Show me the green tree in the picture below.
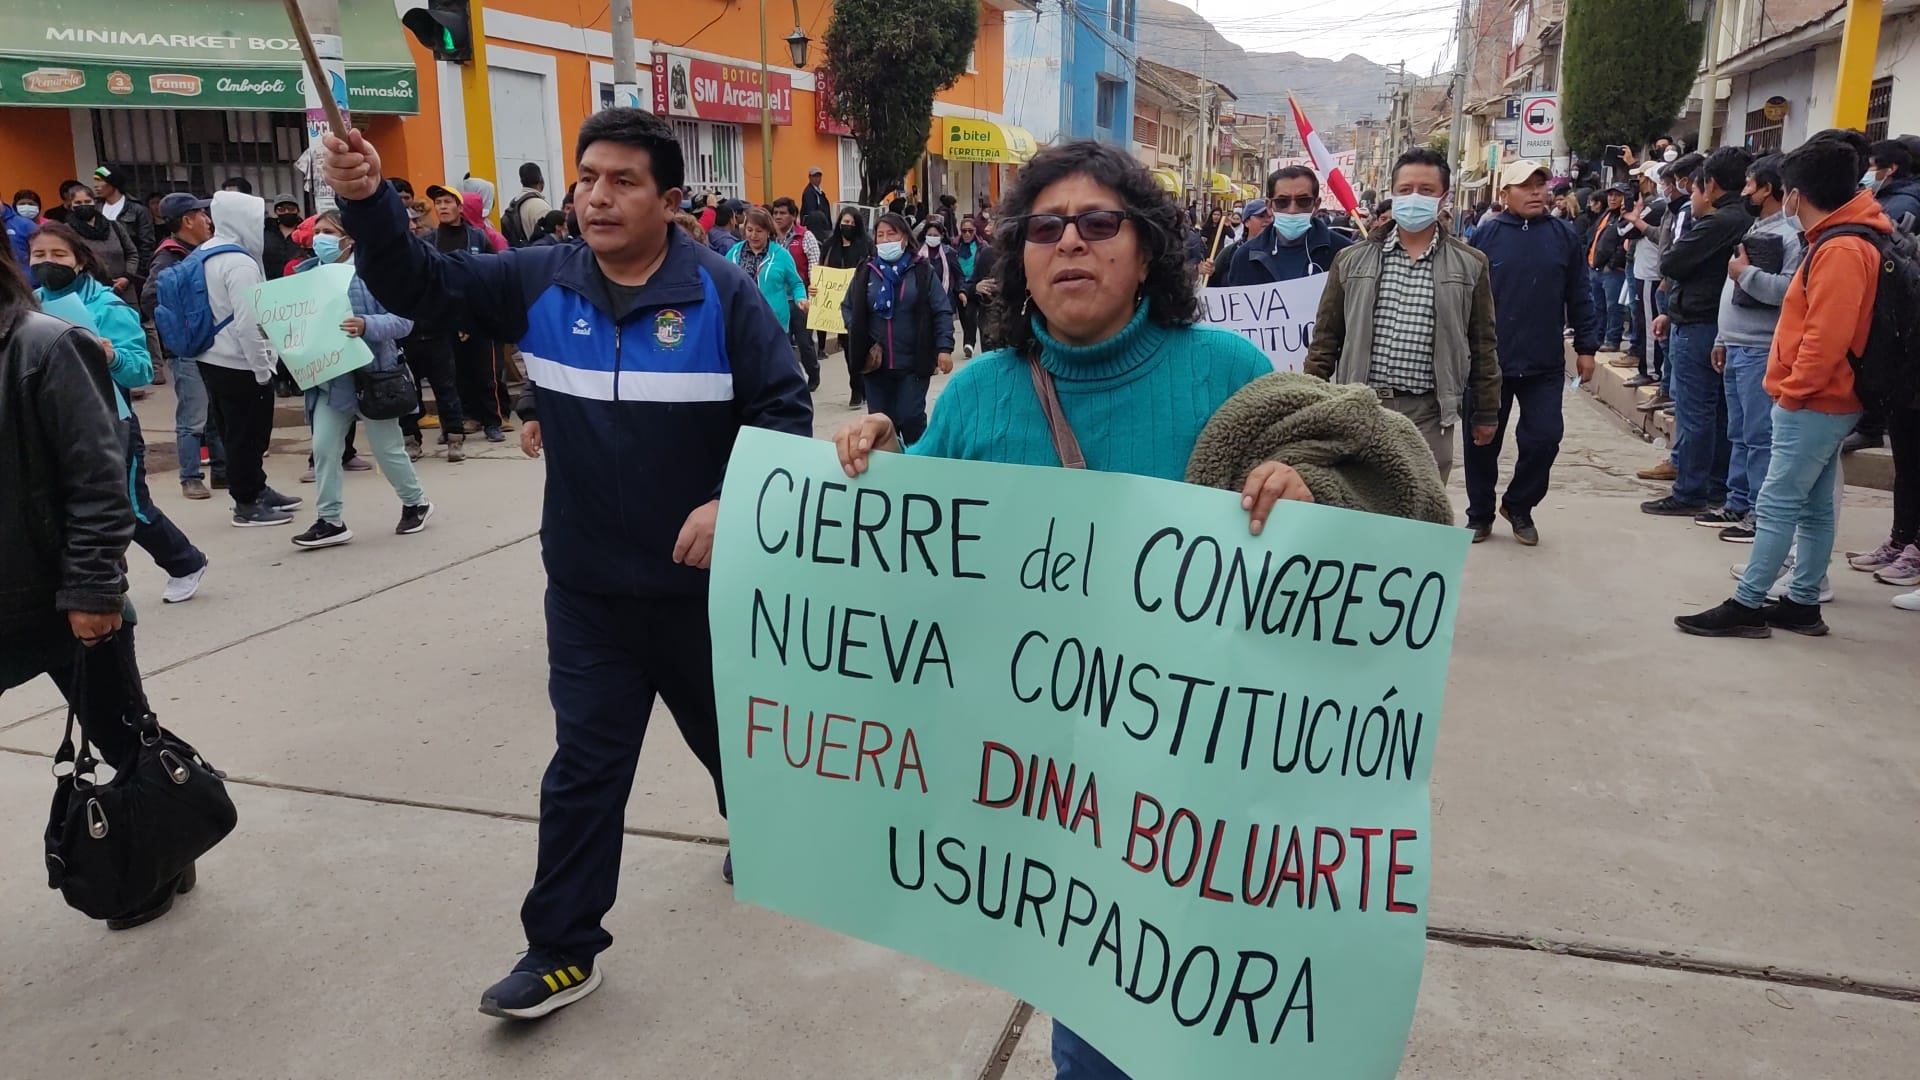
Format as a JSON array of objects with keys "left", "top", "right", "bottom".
[
  {"left": 824, "top": 0, "right": 978, "bottom": 204},
  {"left": 1562, "top": 0, "right": 1704, "bottom": 157}
]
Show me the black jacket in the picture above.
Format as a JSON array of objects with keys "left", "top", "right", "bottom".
[
  {"left": 263, "top": 225, "right": 306, "bottom": 280},
  {"left": 106, "top": 198, "right": 158, "bottom": 275},
  {"left": 0, "top": 309, "right": 134, "bottom": 639},
  {"left": 1589, "top": 208, "right": 1629, "bottom": 271},
  {"left": 802, "top": 184, "right": 832, "bottom": 226},
  {"left": 823, "top": 232, "right": 872, "bottom": 271},
  {"left": 1222, "top": 218, "right": 1355, "bottom": 285},
  {"left": 1876, "top": 175, "right": 1920, "bottom": 231},
  {"left": 140, "top": 236, "right": 192, "bottom": 324},
  {"left": 1660, "top": 192, "right": 1754, "bottom": 324}
]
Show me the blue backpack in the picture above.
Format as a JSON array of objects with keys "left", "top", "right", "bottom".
[{"left": 154, "top": 244, "right": 247, "bottom": 357}]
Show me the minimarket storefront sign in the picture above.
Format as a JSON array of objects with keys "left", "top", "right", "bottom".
[{"left": 0, "top": 2, "right": 418, "bottom": 113}]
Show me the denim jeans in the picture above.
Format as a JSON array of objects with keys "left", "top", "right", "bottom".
[
  {"left": 1655, "top": 287, "right": 1672, "bottom": 396},
  {"left": 1052, "top": 1023, "right": 1132, "bottom": 1079},
  {"left": 170, "top": 353, "right": 226, "bottom": 481},
  {"left": 1736, "top": 406, "right": 1860, "bottom": 607},
  {"left": 1592, "top": 268, "right": 1626, "bottom": 344},
  {"left": 312, "top": 405, "right": 426, "bottom": 525},
  {"left": 1668, "top": 322, "right": 1729, "bottom": 506},
  {"left": 864, "top": 368, "right": 931, "bottom": 445},
  {"left": 1721, "top": 345, "right": 1775, "bottom": 516}
]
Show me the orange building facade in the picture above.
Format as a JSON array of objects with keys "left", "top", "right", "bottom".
[{"left": 0, "top": 2, "right": 1015, "bottom": 217}]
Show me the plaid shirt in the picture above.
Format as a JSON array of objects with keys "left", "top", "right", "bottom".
[{"left": 1367, "top": 231, "right": 1438, "bottom": 394}]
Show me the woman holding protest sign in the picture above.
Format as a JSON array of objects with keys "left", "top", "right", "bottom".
[
  {"left": 830, "top": 139, "right": 1317, "bottom": 1079},
  {"left": 286, "top": 211, "right": 433, "bottom": 549},
  {"left": 30, "top": 222, "right": 209, "bottom": 605},
  {"left": 823, "top": 209, "right": 873, "bottom": 405}
]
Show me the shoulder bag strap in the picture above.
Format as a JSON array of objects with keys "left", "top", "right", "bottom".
[{"left": 1026, "top": 352, "right": 1085, "bottom": 470}]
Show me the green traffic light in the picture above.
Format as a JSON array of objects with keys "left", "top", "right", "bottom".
[{"left": 442, "top": 29, "right": 456, "bottom": 51}]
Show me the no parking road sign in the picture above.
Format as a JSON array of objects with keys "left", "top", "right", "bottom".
[{"left": 1519, "top": 93, "right": 1558, "bottom": 157}]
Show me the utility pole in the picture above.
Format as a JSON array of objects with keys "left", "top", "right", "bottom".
[
  {"left": 1697, "top": 0, "right": 1723, "bottom": 148},
  {"left": 610, "top": 0, "right": 639, "bottom": 108},
  {"left": 1831, "top": 0, "right": 1883, "bottom": 128},
  {"left": 1449, "top": 0, "right": 1472, "bottom": 196},
  {"left": 760, "top": 0, "right": 775, "bottom": 204}
]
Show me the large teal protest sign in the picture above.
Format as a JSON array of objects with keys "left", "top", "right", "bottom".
[
  {"left": 248, "top": 263, "right": 372, "bottom": 390},
  {"left": 710, "top": 428, "right": 1469, "bottom": 1079}
]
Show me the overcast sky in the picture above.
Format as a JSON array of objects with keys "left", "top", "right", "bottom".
[{"left": 1158, "top": 0, "right": 1459, "bottom": 75}]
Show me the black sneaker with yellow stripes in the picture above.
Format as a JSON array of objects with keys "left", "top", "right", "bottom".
[{"left": 479, "top": 952, "right": 602, "bottom": 1020}]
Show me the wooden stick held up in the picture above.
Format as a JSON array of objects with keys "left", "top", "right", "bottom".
[{"left": 281, "top": 0, "right": 348, "bottom": 135}]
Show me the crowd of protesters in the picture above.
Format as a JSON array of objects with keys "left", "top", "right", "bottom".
[{"left": 3, "top": 104, "right": 1914, "bottom": 1080}]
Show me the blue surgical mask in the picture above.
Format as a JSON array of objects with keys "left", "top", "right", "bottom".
[
  {"left": 311, "top": 234, "right": 343, "bottom": 263},
  {"left": 1393, "top": 193, "right": 1442, "bottom": 232},
  {"left": 1272, "top": 213, "right": 1313, "bottom": 242},
  {"left": 1863, "top": 169, "right": 1881, "bottom": 193},
  {"left": 876, "top": 240, "right": 905, "bottom": 261}
]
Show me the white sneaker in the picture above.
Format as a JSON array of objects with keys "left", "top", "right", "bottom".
[
  {"left": 162, "top": 562, "right": 208, "bottom": 604},
  {"left": 1894, "top": 589, "right": 1920, "bottom": 611},
  {"left": 1729, "top": 554, "right": 1797, "bottom": 580},
  {"left": 1768, "top": 573, "right": 1833, "bottom": 604}
]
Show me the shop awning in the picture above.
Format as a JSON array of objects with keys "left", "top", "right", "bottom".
[
  {"left": 0, "top": 0, "right": 418, "bottom": 113},
  {"left": 1233, "top": 182, "right": 1259, "bottom": 201},
  {"left": 1148, "top": 168, "right": 1182, "bottom": 195},
  {"left": 1207, "top": 172, "right": 1233, "bottom": 195},
  {"left": 940, "top": 117, "right": 1037, "bottom": 164}
]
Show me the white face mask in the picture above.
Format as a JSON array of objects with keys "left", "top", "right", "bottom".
[
  {"left": 876, "top": 240, "right": 905, "bottom": 261},
  {"left": 14, "top": 203, "right": 37, "bottom": 219},
  {"left": 925, "top": 235, "right": 942, "bottom": 247}
]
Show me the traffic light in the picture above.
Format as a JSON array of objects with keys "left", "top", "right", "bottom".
[{"left": 403, "top": 0, "right": 473, "bottom": 63}]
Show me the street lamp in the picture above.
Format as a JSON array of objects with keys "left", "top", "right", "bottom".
[{"left": 759, "top": 0, "right": 810, "bottom": 203}]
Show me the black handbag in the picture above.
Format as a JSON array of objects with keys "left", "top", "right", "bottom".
[
  {"left": 44, "top": 644, "right": 237, "bottom": 920},
  {"left": 354, "top": 363, "right": 418, "bottom": 421}
]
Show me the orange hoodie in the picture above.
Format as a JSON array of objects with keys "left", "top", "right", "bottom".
[{"left": 1765, "top": 189, "right": 1891, "bottom": 413}]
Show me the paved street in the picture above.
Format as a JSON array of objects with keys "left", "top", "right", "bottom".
[{"left": 2, "top": 359, "right": 1915, "bottom": 1078}]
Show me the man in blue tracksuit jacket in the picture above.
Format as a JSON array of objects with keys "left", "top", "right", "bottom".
[
  {"left": 1466, "top": 159, "right": 1600, "bottom": 545},
  {"left": 326, "top": 109, "right": 811, "bottom": 1021}
]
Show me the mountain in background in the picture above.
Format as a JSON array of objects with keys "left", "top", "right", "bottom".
[{"left": 1135, "top": 0, "right": 1397, "bottom": 149}]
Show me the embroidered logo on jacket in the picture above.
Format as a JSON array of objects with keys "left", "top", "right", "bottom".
[
  {"left": 570, "top": 318, "right": 592, "bottom": 337},
  {"left": 654, "top": 310, "right": 686, "bottom": 347}
]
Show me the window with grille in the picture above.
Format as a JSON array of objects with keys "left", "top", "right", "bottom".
[
  {"left": 1866, "top": 77, "right": 1893, "bottom": 142},
  {"left": 92, "top": 110, "right": 306, "bottom": 206},
  {"left": 1743, "top": 109, "right": 1782, "bottom": 153},
  {"left": 671, "top": 120, "right": 745, "bottom": 202}
]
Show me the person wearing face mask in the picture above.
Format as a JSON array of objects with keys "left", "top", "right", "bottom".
[
  {"left": 840, "top": 212, "right": 952, "bottom": 444},
  {"left": 262, "top": 194, "right": 308, "bottom": 280},
  {"left": 30, "top": 222, "right": 210, "bottom": 604},
  {"left": 1305, "top": 148, "right": 1503, "bottom": 482},
  {"left": 1644, "top": 146, "right": 1755, "bottom": 519},
  {"left": 4, "top": 188, "right": 41, "bottom": 265},
  {"left": 61, "top": 188, "right": 140, "bottom": 306},
  {"left": 823, "top": 209, "right": 873, "bottom": 404},
  {"left": 723, "top": 207, "right": 810, "bottom": 379},
  {"left": 1866, "top": 139, "right": 1920, "bottom": 227},
  {"left": 285, "top": 212, "right": 432, "bottom": 548},
  {"left": 1677, "top": 130, "right": 1885, "bottom": 638},
  {"left": 143, "top": 193, "right": 228, "bottom": 499},
  {"left": 1463, "top": 159, "right": 1600, "bottom": 546},
  {"left": 954, "top": 215, "right": 998, "bottom": 359},
  {"left": 919, "top": 219, "right": 965, "bottom": 330},
  {"left": 1219, "top": 167, "right": 1355, "bottom": 286}
]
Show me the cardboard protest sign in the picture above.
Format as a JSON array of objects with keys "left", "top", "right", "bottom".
[
  {"left": 1198, "top": 275, "right": 1328, "bottom": 372},
  {"left": 249, "top": 263, "right": 372, "bottom": 390},
  {"left": 807, "top": 265, "right": 854, "bottom": 335},
  {"left": 710, "top": 428, "right": 1468, "bottom": 1080}
]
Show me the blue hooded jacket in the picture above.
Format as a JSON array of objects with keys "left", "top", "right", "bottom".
[
  {"left": 1470, "top": 211, "right": 1600, "bottom": 377},
  {"left": 3, "top": 203, "right": 34, "bottom": 266},
  {"left": 34, "top": 273, "right": 152, "bottom": 420},
  {"left": 340, "top": 183, "right": 812, "bottom": 599}
]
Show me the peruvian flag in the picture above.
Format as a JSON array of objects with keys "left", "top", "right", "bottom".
[{"left": 1289, "top": 95, "right": 1359, "bottom": 216}]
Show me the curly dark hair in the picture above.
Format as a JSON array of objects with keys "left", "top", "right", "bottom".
[{"left": 990, "top": 140, "right": 1198, "bottom": 353}]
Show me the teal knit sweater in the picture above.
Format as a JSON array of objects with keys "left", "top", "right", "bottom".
[{"left": 910, "top": 304, "right": 1273, "bottom": 479}]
